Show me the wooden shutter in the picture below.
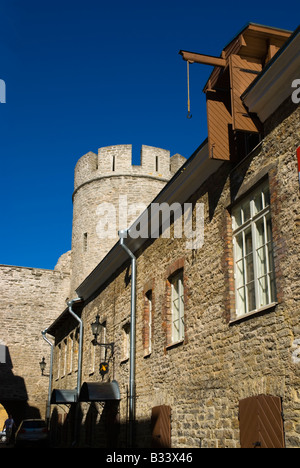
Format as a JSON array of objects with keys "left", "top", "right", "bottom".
[
  {"left": 229, "top": 55, "right": 262, "bottom": 132},
  {"left": 239, "top": 394, "right": 285, "bottom": 448},
  {"left": 206, "top": 89, "right": 232, "bottom": 160},
  {"left": 151, "top": 405, "right": 171, "bottom": 448}
]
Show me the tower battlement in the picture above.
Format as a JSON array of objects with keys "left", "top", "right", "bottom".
[
  {"left": 71, "top": 143, "right": 186, "bottom": 292},
  {"left": 74, "top": 144, "right": 185, "bottom": 191}
]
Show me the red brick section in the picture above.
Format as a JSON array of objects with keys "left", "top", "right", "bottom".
[
  {"left": 222, "top": 210, "right": 236, "bottom": 323},
  {"left": 268, "top": 168, "right": 284, "bottom": 305}
]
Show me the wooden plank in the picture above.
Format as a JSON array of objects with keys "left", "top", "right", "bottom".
[
  {"left": 206, "top": 90, "right": 232, "bottom": 160},
  {"left": 151, "top": 405, "right": 171, "bottom": 448},
  {"left": 257, "top": 395, "right": 285, "bottom": 448},
  {"left": 229, "top": 54, "right": 262, "bottom": 132},
  {"left": 239, "top": 395, "right": 285, "bottom": 448},
  {"left": 179, "top": 50, "right": 226, "bottom": 67}
]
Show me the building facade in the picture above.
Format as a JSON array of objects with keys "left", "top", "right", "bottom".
[
  {"left": 1, "top": 23, "right": 299, "bottom": 448},
  {"left": 45, "top": 24, "right": 300, "bottom": 448},
  {"left": 0, "top": 145, "right": 184, "bottom": 427}
]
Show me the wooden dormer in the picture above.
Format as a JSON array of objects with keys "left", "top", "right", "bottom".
[{"left": 180, "top": 23, "right": 291, "bottom": 161}]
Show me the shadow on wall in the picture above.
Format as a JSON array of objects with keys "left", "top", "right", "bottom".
[
  {"left": 0, "top": 346, "right": 41, "bottom": 427},
  {"left": 49, "top": 402, "right": 157, "bottom": 448}
]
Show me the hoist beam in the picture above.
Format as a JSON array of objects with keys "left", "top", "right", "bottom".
[{"left": 179, "top": 50, "right": 226, "bottom": 67}]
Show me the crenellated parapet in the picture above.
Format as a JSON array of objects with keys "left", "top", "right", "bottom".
[
  {"left": 74, "top": 145, "right": 185, "bottom": 193},
  {"left": 70, "top": 144, "right": 186, "bottom": 293}
]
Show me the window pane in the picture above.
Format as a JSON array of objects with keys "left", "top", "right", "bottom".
[
  {"left": 232, "top": 206, "right": 242, "bottom": 229},
  {"left": 258, "top": 275, "right": 268, "bottom": 307},
  {"left": 263, "top": 186, "right": 270, "bottom": 207},
  {"left": 236, "top": 259, "right": 244, "bottom": 288},
  {"left": 257, "top": 246, "right": 267, "bottom": 277},
  {"left": 247, "top": 281, "right": 256, "bottom": 312},
  {"left": 245, "top": 253, "right": 254, "bottom": 283},
  {"left": 253, "top": 191, "right": 263, "bottom": 214},
  {"left": 236, "top": 287, "right": 246, "bottom": 316},
  {"left": 235, "top": 232, "right": 243, "bottom": 260},
  {"left": 245, "top": 228, "right": 252, "bottom": 256},
  {"left": 255, "top": 218, "right": 265, "bottom": 248},
  {"left": 242, "top": 200, "right": 251, "bottom": 223}
]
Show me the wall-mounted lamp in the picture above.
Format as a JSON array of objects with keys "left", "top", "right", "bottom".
[
  {"left": 91, "top": 314, "right": 114, "bottom": 355},
  {"left": 39, "top": 356, "right": 46, "bottom": 376}
]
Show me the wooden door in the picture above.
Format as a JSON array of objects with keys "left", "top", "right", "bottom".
[
  {"left": 151, "top": 405, "right": 171, "bottom": 448},
  {"left": 239, "top": 394, "right": 285, "bottom": 448}
]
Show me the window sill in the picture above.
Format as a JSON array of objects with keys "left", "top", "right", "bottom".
[
  {"left": 166, "top": 339, "right": 184, "bottom": 351},
  {"left": 229, "top": 302, "right": 278, "bottom": 324}
]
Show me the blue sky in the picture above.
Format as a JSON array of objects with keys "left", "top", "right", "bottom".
[{"left": 0, "top": 0, "right": 298, "bottom": 270}]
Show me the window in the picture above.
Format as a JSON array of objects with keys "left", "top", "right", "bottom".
[
  {"left": 232, "top": 181, "right": 276, "bottom": 317},
  {"left": 83, "top": 232, "right": 88, "bottom": 252},
  {"left": 170, "top": 271, "right": 184, "bottom": 342},
  {"left": 63, "top": 339, "right": 67, "bottom": 376},
  {"left": 155, "top": 155, "right": 159, "bottom": 172},
  {"left": 73, "top": 328, "right": 79, "bottom": 372},
  {"left": 89, "top": 339, "right": 96, "bottom": 374},
  {"left": 99, "top": 320, "right": 107, "bottom": 362},
  {"left": 68, "top": 333, "right": 74, "bottom": 374},
  {"left": 122, "top": 323, "right": 130, "bottom": 361},
  {"left": 144, "top": 290, "right": 153, "bottom": 356}
]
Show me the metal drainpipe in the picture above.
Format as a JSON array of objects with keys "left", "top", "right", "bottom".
[
  {"left": 67, "top": 297, "right": 83, "bottom": 447},
  {"left": 67, "top": 297, "right": 83, "bottom": 398},
  {"left": 119, "top": 229, "right": 136, "bottom": 448},
  {"left": 41, "top": 328, "right": 53, "bottom": 426}
]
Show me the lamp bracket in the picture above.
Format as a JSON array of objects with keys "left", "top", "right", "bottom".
[{"left": 92, "top": 339, "right": 114, "bottom": 355}]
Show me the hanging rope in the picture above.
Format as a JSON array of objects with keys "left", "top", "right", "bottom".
[{"left": 187, "top": 60, "right": 192, "bottom": 119}]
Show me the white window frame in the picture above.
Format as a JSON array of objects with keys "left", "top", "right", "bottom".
[
  {"left": 171, "top": 271, "right": 184, "bottom": 342},
  {"left": 232, "top": 181, "right": 276, "bottom": 317}
]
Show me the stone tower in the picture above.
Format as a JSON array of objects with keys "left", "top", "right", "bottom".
[{"left": 70, "top": 144, "right": 186, "bottom": 292}]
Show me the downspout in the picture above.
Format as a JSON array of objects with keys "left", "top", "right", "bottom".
[
  {"left": 67, "top": 297, "right": 83, "bottom": 398},
  {"left": 41, "top": 328, "right": 53, "bottom": 426},
  {"left": 119, "top": 229, "right": 136, "bottom": 448},
  {"left": 67, "top": 297, "right": 83, "bottom": 447}
]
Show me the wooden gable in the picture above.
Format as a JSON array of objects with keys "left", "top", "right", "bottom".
[{"left": 180, "top": 24, "right": 291, "bottom": 161}]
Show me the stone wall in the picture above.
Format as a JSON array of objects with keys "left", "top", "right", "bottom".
[
  {"left": 0, "top": 263, "right": 70, "bottom": 423},
  {"left": 51, "top": 98, "right": 300, "bottom": 447}
]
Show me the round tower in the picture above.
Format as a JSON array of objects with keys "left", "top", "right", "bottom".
[{"left": 70, "top": 144, "right": 186, "bottom": 293}]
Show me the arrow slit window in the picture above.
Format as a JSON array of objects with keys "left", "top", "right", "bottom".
[{"left": 232, "top": 181, "right": 276, "bottom": 317}]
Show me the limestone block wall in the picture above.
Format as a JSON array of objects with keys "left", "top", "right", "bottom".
[
  {"left": 0, "top": 263, "right": 70, "bottom": 422},
  {"left": 50, "top": 99, "right": 300, "bottom": 448}
]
